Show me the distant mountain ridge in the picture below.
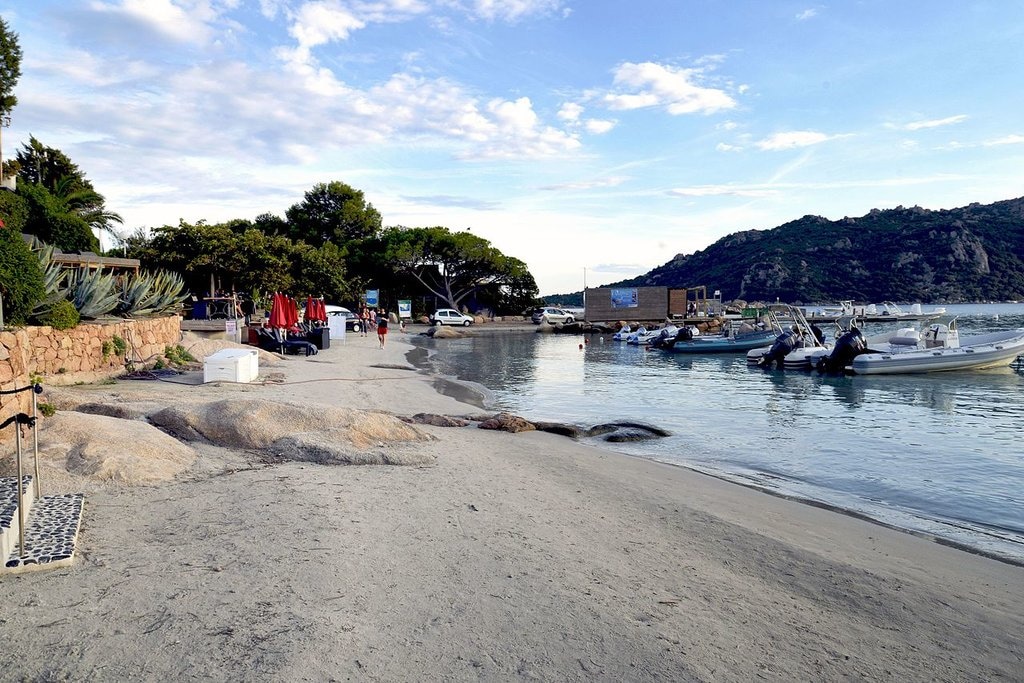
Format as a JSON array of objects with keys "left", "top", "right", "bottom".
[{"left": 593, "top": 197, "right": 1024, "bottom": 304}]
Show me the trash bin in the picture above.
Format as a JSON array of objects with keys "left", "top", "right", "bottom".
[
  {"left": 192, "top": 301, "right": 208, "bottom": 319},
  {"left": 308, "top": 327, "right": 330, "bottom": 350}
]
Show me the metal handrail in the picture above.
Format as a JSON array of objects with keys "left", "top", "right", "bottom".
[{"left": 1, "top": 384, "right": 44, "bottom": 558}]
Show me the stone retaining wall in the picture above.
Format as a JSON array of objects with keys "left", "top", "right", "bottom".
[{"left": 0, "top": 316, "right": 181, "bottom": 442}]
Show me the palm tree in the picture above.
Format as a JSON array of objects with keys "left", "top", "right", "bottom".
[{"left": 52, "top": 175, "right": 124, "bottom": 250}]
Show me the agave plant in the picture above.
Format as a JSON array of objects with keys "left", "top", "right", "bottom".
[
  {"left": 117, "top": 270, "right": 188, "bottom": 317},
  {"left": 29, "top": 242, "right": 71, "bottom": 318},
  {"left": 61, "top": 268, "right": 120, "bottom": 319}
]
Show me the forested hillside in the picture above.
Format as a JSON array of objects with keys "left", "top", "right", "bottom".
[{"left": 610, "top": 197, "right": 1024, "bottom": 303}]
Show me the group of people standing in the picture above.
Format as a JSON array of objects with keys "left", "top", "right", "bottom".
[{"left": 359, "top": 306, "right": 393, "bottom": 348}]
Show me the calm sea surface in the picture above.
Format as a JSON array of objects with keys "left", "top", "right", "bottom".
[{"left": 413, "top": 303, "right": 1024, "bottom": 564}]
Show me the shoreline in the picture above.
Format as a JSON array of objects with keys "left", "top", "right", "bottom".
[
  {"left": 409, "top": 330, "right": 1024, "bottom": 568},
  {"left": 0, "top": 331, "right": 1021, "bottom": 680}
]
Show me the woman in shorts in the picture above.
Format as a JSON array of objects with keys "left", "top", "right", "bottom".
[{"left": 376, "top": 309, "right": 389, "bottom": 348}]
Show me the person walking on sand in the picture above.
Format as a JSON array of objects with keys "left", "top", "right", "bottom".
[
  {"left": 376, "top": 309, "right": 389, "bottom": 348},
  {"left": 359, "top": 305, "right": 371, "bottom": 337}
]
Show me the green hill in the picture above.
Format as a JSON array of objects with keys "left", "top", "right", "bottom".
[{"left": 569, "top": 197, "right": 1024, "bottom": 304}]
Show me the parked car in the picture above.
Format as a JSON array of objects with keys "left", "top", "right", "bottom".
[
  {"left": 324, "top": 305, "right": 362, "bottom": 333},
  {"left": 531, "top": 307, "right": 575, "bottom": 325},
  {"left": 430, "top": 308, "right": 474, "bottom": 326}
]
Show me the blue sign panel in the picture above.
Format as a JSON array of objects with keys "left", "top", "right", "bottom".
[{"left": 610, "top": 288, "right": 638, "bottom": 309}]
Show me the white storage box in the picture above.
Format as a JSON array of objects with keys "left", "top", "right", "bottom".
[{"left": 203, "top": 348, "right": 259, "bottom": 383}]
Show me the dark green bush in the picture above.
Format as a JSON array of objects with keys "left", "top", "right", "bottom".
[
  {"left": 43, "top": 299, "right": 80, "bottom": 330},
  {"left": 0, "top": 190, "right": 28, "bottom": 232},
  {"left": 0, "top": 226, "right": 46, "bottom": 325}
]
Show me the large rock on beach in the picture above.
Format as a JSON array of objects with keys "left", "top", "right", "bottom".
[
  {"left": 533, "top": 421, "right": 585, "bottom": 439},
  {"left": 405, "top": 413, "right": 471, "bottom": 427},
  {"left": 17, "top": 411, "right": 198, "bottom": 488},
  {"left": 73, "top": 401, "right": 168, "bottom": 421},
  {"left": 478, "top": 412, "right": 536, "bottom": 433},
  {"left": 587, "top": 421, "right": 671, "bottom": 442},
  {"left": 269, "top": 433, "right": 435, "bottom": 466},
  {"left": 150, "top": 398, "right": 434, "bottom": 456},
  {"left": 429, "top": 325, "right": 466, "bottom": 339}
]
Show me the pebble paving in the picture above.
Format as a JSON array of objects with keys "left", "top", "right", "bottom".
[{"left": 1, "top": 475, "right": 84, "bottom": 574}]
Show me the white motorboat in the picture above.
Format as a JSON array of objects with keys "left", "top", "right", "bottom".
[
  {"left": 747, "top": 306, "right": 832, "bottom": 369},
  {"left": 611, "top": 325, "right": 639, "bottom": 342},
  {"left": 805, "top": 301, "right": 945, "bottom": 324},
  {"left": 628, "top": 325, "right": 679, "bottom": 346},
  {"left": 848, "top": 322, "right": 1024, "bottom": 374}
]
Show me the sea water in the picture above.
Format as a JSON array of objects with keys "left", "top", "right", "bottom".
[{"left": 414, "top": 304, "right": 1024, "bottom": 564}]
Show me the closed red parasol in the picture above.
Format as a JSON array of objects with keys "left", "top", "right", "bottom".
[
  {"left": 304, "top": 296, "right": 316, "bottom": 324},
  {"left": 268, "top": 292, "right": 288, "bottom": 329}
]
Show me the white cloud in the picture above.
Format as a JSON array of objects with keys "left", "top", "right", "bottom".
[
  {"left": 755, "top": 131, "right": 832, "bottom": 151},
  {"left": 983, "top": 134, "right": 1024, "bottom": 146},
  {"left": 603, "top": 62, "right": 737, "bottom": 115},
  {"left": 668, "top": 175, "right": 972, "bottom": 201},
  {"left": 584, "top": 118, "right": 616, "bottom": 134},
  {"left": 669, "top": 185, "right": 776, "bottom": 198},
  {"left": 716, "top": 142, "right": 743, "bottom": 152},
  {"left": 557, "top": 102, "right": 583, "bottom": 123},
  {"left": 288, "top": 2, "right": 366, "bottom": 55},
  {"left": 461, "top": 0, "right": 568, "bottom": 22},
  {"left": 902, "top": 114, "right": 968, "bottom": 131},
  {"left": 87, "top": 0, "right": 218, "bottom": 44},
  {"left": 796, "top": 8, "right": 818, "bottom": 21},
  {"left": 539, "top": 176, "right": 628, "bottom": 191}
]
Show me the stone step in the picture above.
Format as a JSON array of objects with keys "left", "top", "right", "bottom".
[
  {"left": 0, "top": 476, "right": 35, "bottom": 562},
  {"left": 2, "top": 493, "right": 85, "bottom": 575}
]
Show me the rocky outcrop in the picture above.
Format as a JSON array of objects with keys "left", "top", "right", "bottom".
[
  {"left": 478, "top": 412, "right": 536, "bottom": 433},
  {"left": 406, "top": 413, "right": 470, "bottom": 427}
]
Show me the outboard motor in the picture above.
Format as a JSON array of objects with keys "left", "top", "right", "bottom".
[
  {"left": 674, "top": 326, "right": 695, "bottom": 343},
  {"left": 816, "top": 326, "right": 867, "bottom": 373},
  {"left": 756, "top": 327, "right": 802, "bottom": 369},
  {"left": 650, "top": 327, "right": 675, "bottom": 350}
]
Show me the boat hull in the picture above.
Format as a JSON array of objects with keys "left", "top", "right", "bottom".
[
  {"left": 667, "top": 330, "right": 778, "bottom": 354},
  {"left": 850, "top": 331, "right": 1024, "bottom": 374}
]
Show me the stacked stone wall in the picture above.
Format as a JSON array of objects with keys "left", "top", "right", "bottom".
[{"left": 0, "top": 316, "right": 181, "bottom": 443}]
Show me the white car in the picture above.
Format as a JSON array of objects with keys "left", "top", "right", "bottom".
[
  {"left": 324, "top": 305, "right": 362, "bottom": 333},
  {"left": 532, "top": 307, "right": 575, "bottom": 325},
  {"left": 430, "top": 308, "right": 474, "bottom": 326}
]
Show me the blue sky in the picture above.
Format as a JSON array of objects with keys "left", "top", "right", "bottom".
[{"left": 3, "top": 1, "right": 1023, "bottom": 295}]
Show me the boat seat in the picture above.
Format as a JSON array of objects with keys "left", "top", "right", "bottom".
[{"left": 889, "top": 329, "right": 920, "bottom": 346}]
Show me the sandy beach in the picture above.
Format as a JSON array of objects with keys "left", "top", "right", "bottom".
[{"left": 0, "top": 327, "right": 1021, "bottom": 681}]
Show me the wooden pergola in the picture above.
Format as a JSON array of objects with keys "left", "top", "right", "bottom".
[{"left": 49, "top": 250, "right": 140, "bottom": 274}]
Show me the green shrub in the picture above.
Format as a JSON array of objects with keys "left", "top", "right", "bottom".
[
  {"left": 0, "top": 226, "right": 46, "bottom": 325},
  {"left": 164, "top": 344, "right": 196, "bottom": 366},
  {"left": 0, "top": 190, "right": 29, "bottom": 233},
  {"left": 112, "top": 335, "right": 127, "bottom": 355},
  {"left": 38, "top": 402, "right": 56, "bottom": 417},
  {"left": 101, "top": 340, "right": 113, "bottom": 357},
  {"left": 42, "top": 299, "right": 80, "bottom": 330}
]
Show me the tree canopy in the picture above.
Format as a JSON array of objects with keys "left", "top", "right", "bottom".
[
  {"left": 0, "top": 17, "right": 21, "bottom": 118},
  {"left": 382, "top": 226, "right": 538, "bottom": 310},
  {"left": 126, "top": 219, "right": 351, "bottom": 304},
  {"left": 284, "top": 181, "right": 382, "bottom": 247}
]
